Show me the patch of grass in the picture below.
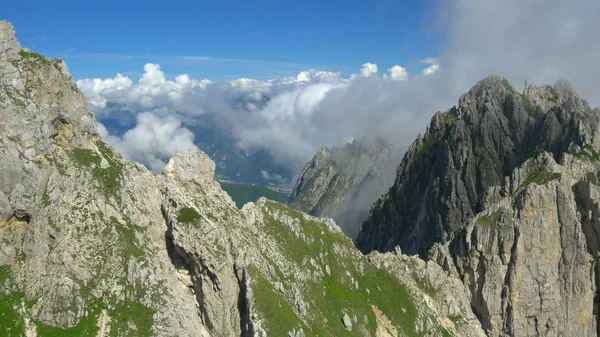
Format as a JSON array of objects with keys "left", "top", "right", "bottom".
[
  {"left": 42, "top": 190, "right": 52, "bottom": 207},
  {"left": 441, "top": 110, "right": 458, "bottom": 125},
  {"left": 52, "top": 59, "right": 63, "bottom": 72},
  {"left": 111, "top": 216, "right": 145, "bottom": 259},
  {"left": 416, "top": 135, "right": 437, "bottom": 159},
  {"left": 569, "top": 144, "right": 600, "bottom": 162},
  {"left": 19, "top": 49, "right": 52, "bottom": 66},
  {"left": 250, "top": 268, "right": 312, "bottom": 336},
  {"left": 476, "top": 210, "right": 507, "bottom": 231},
  {"left": 69, "top": 148, "right": 100, "bottom": 166},
  {"left": 256, "top": 200, "right": 431, "bottom": 336},
  {"left": 261, "top": 200, "right": 342, "bottom": 264},
  {"left": 515, "top": 153, "right": 561, "bottom": 193},
  {"left": 177, "top": 207, "right": 201, "bottom": 224},
  {"left": 68, "top": 140, "right": 125, "bottom": 202},
  {"left": 528, "top": 147, "right": 547, "bottom": 160},
  {"left": 0, "top": 265, "right": 12, "bottom": 282},
  {"left": 17, "top": 50, "right": 63, "bottom": 73},
  {"left": 520, "top": 94, "right": 537, "bottom": 117},
  {"left": 521, "top": 170, "right": 561, "bottom": 189},
  {"left": 0, "top": 292, "right": 26, "bottom": 337},
  {"left": 587, "top": 172, "right": 599, "bottom": 186},
  {"left": 37, "top": 305, "right": 100, "bottom": 337},
  {"left": 220, "top": 182, "right": 289, "bottom": 208},
  {"left": 107, "top": 301, "right": 154, "bottom": 337},
  {"left": 37, "top": 298, "right": 153, "bottom": 337}
]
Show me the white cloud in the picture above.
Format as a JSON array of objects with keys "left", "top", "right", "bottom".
[
  {"left": 260, "top": 170, "right": 287, "bottom": 184},
  {"left": 81, "top": 0, "right": 600, "bottom": 179},
  {"left": 422, "top": 64, "right": 439, "bottom": 75},
  {"left": 418, "top": 57, "right": 438, "bottom": 65},
  {"left": 289, "top": 69, "right": 344, "bottom": 84},
  {"left": 384, "top": 65, "right": 409, "bottom": 81},
  {"left": 359, "top": 62, "right": 378, "bottom": 77},
  {"left": 436, "top": 0, "right": 600, "bottom": 103},
  {"left": 98, "top": 112, "right": 198, "bottom": 173},
  {"left": 76, "top": 74, "right": 133, "bottom": 110},
  {"left": 228, "top": 77, "right": 273, "bottom": 92},
  {"left": 77, "top": 63, "right": 212, "bottom": 117}
]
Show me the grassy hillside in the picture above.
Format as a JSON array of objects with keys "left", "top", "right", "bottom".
[{"left": 220, "top": 182, "right": 289, "bottom": 208}]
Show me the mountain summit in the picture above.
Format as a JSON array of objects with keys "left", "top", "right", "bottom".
[
  {"left": 289, "top": 139, "right": 400, "bottom": 237},
  {"left": 357, "top": 74, "right": 600, "bottom": 335},
  {"left": 357, "top": 74, "right": 599, "bottom": 257}
]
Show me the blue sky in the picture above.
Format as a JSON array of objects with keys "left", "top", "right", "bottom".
[{"left": 3, "top": 0, "right": 441, "bottom": 81}]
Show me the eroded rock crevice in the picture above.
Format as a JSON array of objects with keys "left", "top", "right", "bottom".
[
  {"left": 235, "top": 266, "right": 253, "bottom": 337},
  {"left": 573, "top": 180, "right": 600, "bottom": 333}
]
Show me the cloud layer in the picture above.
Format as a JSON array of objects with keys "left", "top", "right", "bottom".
[
  {"left": 79, "top": 61, "right": 427, "bottom": 173},
  {"left": 79, "top": 0, "right": 600, "bottom": 178},
  {"left": 97, "top": 112, "right": 198, "bottom": 172}
]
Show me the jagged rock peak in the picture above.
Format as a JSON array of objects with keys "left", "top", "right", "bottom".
[
  {"left": 524, "top": 78, "right": 590, "bottom": 113},
  {"left": 0, "top": 20, "right": 20, "bottom": 59},
  {"left": 290, "top": 138, "right": 400, "bottom": 237},
  {"left": 163, "top": 149, "right": 216, "bottom": 187},
  {"left": 0, "top": 21, "right": 96, "bottom": 151},
  {"left": 357, "top": 75, "right": 600, "bottom": 335},
  {"left": 357, "top": 75, "right": 598, "bottom": 257}
]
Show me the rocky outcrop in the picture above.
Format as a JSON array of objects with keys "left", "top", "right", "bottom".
[
  {"left": 0, "top": 20, "right": 208, "bottom": 337},
  {"left": 430, "top": 150, "right": 600, "bottom": 336},
  {"left": 0, "top": 20, "right": 485, "bottom": 336},
  {"left": 358, "top": 75, "right": 600, "bottom": 335},
  {"left": 289, "top": 139, "right": 400, "bottom": 237},
  {"left": 357, "top": 75, "right": 599, "bottom": 257},
  {"left": 159, "top": 149, "right": 485, "bottom": 336}
]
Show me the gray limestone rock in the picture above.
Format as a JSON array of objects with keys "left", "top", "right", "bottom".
[
  {"left": 342, "top": 313, "right": 352, "bottom": 330},
  {"left": 430, "top": 151, "right": 600, "bottom": 336},
  {"left": 358, "top": 75, "right": 597, "bottom": 257},
  {"left": 289, "top": 139, "right": 401, "bottom": 237},
  {"left": 359, "top": 74, "right": 600, "bottom": 336},
  {"left": 0, "top": 20, "right": 20, "bottom": 59}
]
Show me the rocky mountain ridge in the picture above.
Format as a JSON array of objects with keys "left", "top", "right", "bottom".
[
  {"left": 289, "top": 139, "right": 400, "bottom": 237},
  {"left": 356, "top": 74, "right": 600, "bottom": 335},
  {"left": 0, "top": 20, "right": 485, "bottom": 337},
  {"left": 357, "top": 75, "right": 600, "bottom": 257}
]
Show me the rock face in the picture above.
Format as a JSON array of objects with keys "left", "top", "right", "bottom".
[
  {"left": 358, "top": 75, "right": 600, "bottom": 335},
  {"left": 430, "top": 151, "right": 600, "bottom": 336},
  {"left": 0, "top": 20, "right": 207, "bottom": 337},
  {"left": 289, "top": 139, "right": 400, "bottom": 237},
  {"left": 0, "top": 20, "right": 485, "bottom": 336},
  {"left": 357, "top": 75, "right": 599, "bottom": 257}
]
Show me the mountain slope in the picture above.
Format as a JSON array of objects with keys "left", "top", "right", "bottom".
[
  {"left": 430, "top": 150, "right": 600, "bottom": 336},
  {"left": 0, "top": 21, "right": 207, "bottom": 337},
  {"left": 289, "top": 139, "right": 400, "bottom": 237},
  {"left": 0, "top": 20, "right": 485, "bottom": 337},
  {"left": 357, "top": 75, "right": 600, "bottom": 257},
  {"left": 357, "top": 75, "right": 600, "bottom": 335}
]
